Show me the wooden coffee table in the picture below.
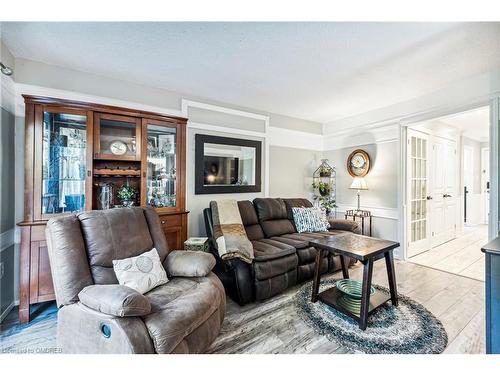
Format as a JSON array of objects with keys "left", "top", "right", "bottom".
[{"left": 309, "top": 233, "right": 400, "bottom": 330}]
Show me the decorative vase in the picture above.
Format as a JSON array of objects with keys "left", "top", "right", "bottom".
[{"left": 121, "top": 199, "right": 135, "bottom": 207}]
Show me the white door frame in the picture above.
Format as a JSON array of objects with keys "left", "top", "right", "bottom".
[
  {"left": 489, "top": 98, "right": 499, "bottom": 240},
  {"left": 399, "top": 98, "right": 498, "bottom": 259},
  {"left": 481, "top": 146, "right": 490, "bottom": 225}
]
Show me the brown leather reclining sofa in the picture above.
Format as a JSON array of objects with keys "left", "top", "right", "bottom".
[{"left": 204, "top": 198, "right": 360, "bottom": 305}]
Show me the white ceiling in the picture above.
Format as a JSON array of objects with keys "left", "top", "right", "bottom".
[
  {"left": 439, "top": 106, "right": 490, "bottom": 142},
  {"left": 2, "top": 22, "right": 500, "bottom": 124}
]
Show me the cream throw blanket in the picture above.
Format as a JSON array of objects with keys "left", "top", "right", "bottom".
[{"left": 210, "top": 200, "right": 254, "bottom": 264}]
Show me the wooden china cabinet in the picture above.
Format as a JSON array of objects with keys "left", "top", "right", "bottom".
[{"left": 18, "top": 95, "right": 188, "bottom": 323}]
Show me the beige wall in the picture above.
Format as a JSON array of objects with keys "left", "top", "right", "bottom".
[
  {"left": 324, "top": 141, "right": 399, "bottom": 210},
  {"left": 186, "top": 127, "right": 266, "bottom": 237},
  {"left": 269, "top": 146, "right": 323, "bottom": 199}
]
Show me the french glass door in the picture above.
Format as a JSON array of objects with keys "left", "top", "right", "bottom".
[{"left": 407, "top": 129, "right": 431, "bottom": 257}]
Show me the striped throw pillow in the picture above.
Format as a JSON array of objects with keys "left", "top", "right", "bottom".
[{"left": 291, "top": 207, "right": 330, "bottom": 233}]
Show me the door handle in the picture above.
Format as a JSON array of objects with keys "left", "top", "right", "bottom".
[
  {"left": 426, "top": 196, "right": 433, "bottom": 200},
  {"left": 443, "top": 194, "right": 452, "bottom": 198}
]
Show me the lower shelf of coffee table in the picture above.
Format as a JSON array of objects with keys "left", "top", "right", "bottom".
[{"left": 317, "top": 286, "right": 391, "bottom": 321}]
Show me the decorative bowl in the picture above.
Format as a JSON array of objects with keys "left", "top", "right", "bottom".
[{"left": 335, "top": 279, "right": 375, "bottom": 299}]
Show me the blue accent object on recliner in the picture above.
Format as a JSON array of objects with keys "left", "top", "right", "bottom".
[{"left": 100, "top": 324, "right": 111, "bottom": 339}]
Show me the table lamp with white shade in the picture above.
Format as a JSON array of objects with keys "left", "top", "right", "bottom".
[{"left": 349, "top": 177, "right": 368, "bottom": 211}]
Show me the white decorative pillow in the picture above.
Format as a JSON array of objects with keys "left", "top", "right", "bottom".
[
  {"left": 292, "top": 207, "right": 330, "bottom": 233},
  {"left": 112, "top": 248, "right": 168, "bottom": 294}
]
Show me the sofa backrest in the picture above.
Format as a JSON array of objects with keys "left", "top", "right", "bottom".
[
  {"left": 237, "top": 200, "right": 265, "bottom": 241},
  {"left": 282, "top": 198, "right": 313, "bottom": 231},
  {"left": 46, "top": 207, "right": 169, "bottom": 307},
  {"left": 253, "top": 198, "right": 296, "bottom": 237}
]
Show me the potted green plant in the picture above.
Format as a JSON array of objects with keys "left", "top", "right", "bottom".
[
  {"left": 117, "top": 183, "right": 137, "bottom": 207},
  {"left": 312, "top": 181, "right": 332, "bottom": 197},
  {"left": 312, "top": 195, "right": 337, "bottom": 217},
  {"left": 318, "top": 164, "right": 331, "bottom": 177}
]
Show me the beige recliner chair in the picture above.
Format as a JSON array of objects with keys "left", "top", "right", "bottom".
[{"left": 45, "top": 207, "right": 225, "bottom": 354}]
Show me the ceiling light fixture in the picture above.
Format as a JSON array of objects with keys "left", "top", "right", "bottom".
[{"left": 0, "top": 62, "right": 13, "bottom": 76}]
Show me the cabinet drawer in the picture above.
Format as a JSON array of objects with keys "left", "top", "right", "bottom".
[{"left": 159, "top": 214, "right": 182, "bottom": 228}]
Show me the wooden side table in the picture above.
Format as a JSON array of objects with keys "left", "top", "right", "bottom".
[
  {"left": 309, "top": 233, "right": 399, "bottom": 330},
  {"left": 345, "top": 209, "right": 372, "bottom": 236}
]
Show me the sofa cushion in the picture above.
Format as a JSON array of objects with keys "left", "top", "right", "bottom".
[
  {"left": 45, "top": 215, "right": 93, "bottom": 307},
  {"left": 78, "top": 284, "right": 151, "bottom": 317},
  {"left": 328, "top": 219, "right": 361, "bottom": 234},
  {"left": 253, "top": 198, "right": 296, "bottom": 237},
  {"left": 270, "top": 235, "right": 309, "bottom": 249},
  {"left": 142, "top": 273, "right": 225, "bottom": 354},
  {"left": 78, "top": 207, "right": 154, "bottom": 284},
  {"left": 237, "top": 200, "right": 265, "bottom": 241},
  {"left": 281, "top": 232, "right": 330, "bottom": 242},
  {"left": 164, "top": 250, "right": 216, "bottom": 277},
  {"left": 296, "top": 246, "right": 319, "bottom": 264},
  {"left": 282, "top": 198, "right": 313, "bottom": 221},
  {"left": 253, "top": 253, "right": 298, "bottom": 280},
  {"left": 255, "top": 268, "right": 297, "bottom": 300},
  {"left": 251, "top": 239, "right": 296, "bottom": 261},
  {"left": 253, "top": 198, "right": 289, "bottom": 221}
]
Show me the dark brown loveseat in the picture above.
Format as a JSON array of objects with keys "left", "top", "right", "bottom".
[{"left": 204, "top": 198, "right": 360, "bottom": 305}]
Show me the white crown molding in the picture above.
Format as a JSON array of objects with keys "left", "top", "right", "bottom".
[
  {"left": 14, "top": 83, "right": 183, "bottom": 118},
  {"left": 268, "top": 126, "right": 324, "bottom": 151},
  {"left": 0, "top": 228, "right": 15, "bottom": 253},
  {"left": 188, "top": 121, "right": 267, "bottom": 139},
  {"left": 323, "top": 123, "right": 400, "bottom": 151},
  {"left": 182, "top": 99, "right": 269, "bottom": 122},
  {"left": 336, "top": 204, "right": 399, "bottom": 220}
]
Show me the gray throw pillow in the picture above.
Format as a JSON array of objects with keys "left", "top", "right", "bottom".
[{"left": 292, "top": 207, "right": 330, "bottom": 233}]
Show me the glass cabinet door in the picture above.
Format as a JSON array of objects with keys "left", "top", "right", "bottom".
[
  {"left": 143, "top": 122, "right": 178, "bottom": 210},
  {"left": 94, "top": 113, "right": 141, "bottom": 160},
  {"left": 40, "top": 109, "right": 90, "bottom": 216}
]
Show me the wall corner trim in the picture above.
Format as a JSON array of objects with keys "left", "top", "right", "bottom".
[{"left": 0, "top": 228, "right": 15, "bottom": 253}]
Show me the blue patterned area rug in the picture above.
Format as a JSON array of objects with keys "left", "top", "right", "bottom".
[
  {"left": 0, "top": 303, "right": 58, "bottom": 353},
  {"left": 294, "top": 279, "right": 448, "bottom": 354}
]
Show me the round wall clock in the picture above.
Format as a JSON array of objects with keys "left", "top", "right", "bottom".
[
  {"left": 347, "top": 149, "right": 370, "bottom": 177},
  {"left": 109, "top": 140, "right": 128, "bottom": 156}
]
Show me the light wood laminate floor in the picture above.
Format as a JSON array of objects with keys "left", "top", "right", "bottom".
[
  {"left": 409, "top": 225, "right": 488, "bottom": 282},
  {"left": 1, "top": 261, "right": 485, "bottom": 354}
]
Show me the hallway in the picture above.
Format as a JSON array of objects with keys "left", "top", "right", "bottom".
[{"left": 409, "top": 225, "right": 488, "bottom": 281}]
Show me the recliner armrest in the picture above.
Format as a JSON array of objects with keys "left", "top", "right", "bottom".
[
  {"left": 328, "top": 219, "right": 361, "bottom": 234},
  {"left": 78, "top": 284, "right": 151, "bottom": 317},
  {"left": 164, "top": 250, "right": 216, "bottom": 277}
]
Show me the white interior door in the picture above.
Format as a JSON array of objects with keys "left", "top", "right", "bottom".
[
  {"left": 407, "top": 129, "right": 431, "bottom": 257},
  {"left": 481, "top": 147, "right": 490, "bottom": 224},
  {"left": 431, "top": 136, "right": 457, "bottom": 247}
]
